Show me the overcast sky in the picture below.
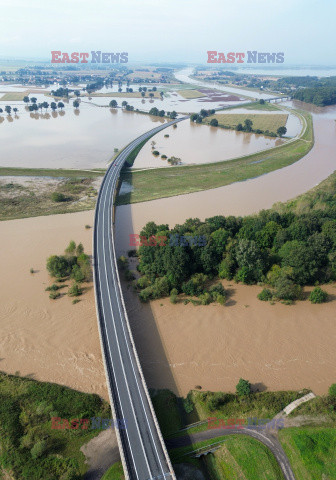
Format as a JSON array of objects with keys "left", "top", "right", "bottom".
[{"left": 0, "top": 0, "right": 335, "bottom": 65}]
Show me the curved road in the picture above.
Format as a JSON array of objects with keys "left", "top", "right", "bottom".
[
  {"left": 167, "top": 426, "right": 296, "bottom": 480},
  {"left": 93, "top": 117, "right": 186, "bottom": 480}
]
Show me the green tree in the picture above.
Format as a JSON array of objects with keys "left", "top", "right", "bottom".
[
  {"left": 210, "top": 118, "right": 218, "bottom": 127},
  {"left": 244, "top": 119, "right": 253, "bottom": 132},
  {"left": 109, "top": 99, "right": 118, "bottom": 108},
  {"left": 46, "top": 255, "right": 72, "bottom": 278},
  {"left": 57, "top": 101, "right": 65, "bottom": 110},
  {"left": 277, "top": 126, "right": 287, "bottom": 137},
  {"left": 279, "top": 240, "right": 319, "bottom": 284},
  {"left": 23, "top": 96, "right": 30, "bottom": 103},
  {"left": 73, "top": 100, "right": 80, "bottom": 109},
  {"left": 309, "top": 287, "right": 328, "bottom": 304},
  {"left": 236, "top": 378, "right": 251, "bottom": 397},
  {"left": 5, "top": 105, "right": 11, "bottom": 115},
  {"left": 50, "top": 102, "right": 57, "bottom": 111}
]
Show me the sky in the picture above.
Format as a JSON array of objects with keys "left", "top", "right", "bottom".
[{"left": 0, "top": 0, "right": 335, "bottom": 65}]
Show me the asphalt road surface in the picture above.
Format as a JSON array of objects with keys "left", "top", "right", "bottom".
[
  {"left": 93, "top": 117, "right": 186, "bottom": 480},
  {"left": 167, "top": 425, "right": 296, "bottom": 480}
]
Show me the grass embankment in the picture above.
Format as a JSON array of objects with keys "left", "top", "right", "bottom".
[
  {"left": 273, "top": 168, "right": 336, "bottom": 214},
  {"left": 204, "top": 113, "right": 288, "bottom": 135},
  {"left": 116, "top": 110, "right": 313, "bottom": 205},
  {"left": 204, "top": 435, "right": 285, "bottom": 480},
  {"left": 279, "top": 427, "right": 336, "bottom": 480},
  {"left": 0, "top": 167, "right": 105, "bottom": 178},
  {"left": 102, "top": 462, "right": 125, "bottom": 480},
  {"left": 169, "top": 436, "right": 284, "bottom": 480},
  {"left": 171, "top": 389, "right": 308, "bottom": 438},
  {"left": 178, "top": 89, "right": 206, "bottom": 99},
  {"left": 0, "top": 176, "right": 102, "bottom": 221},
  {"left": 0, "top": 372, "right": 110, "bottom": 479}
]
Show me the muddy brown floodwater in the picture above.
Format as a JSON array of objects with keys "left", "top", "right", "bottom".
[{"left": 115, "top": 104, "right": 336, "bottom": 251}]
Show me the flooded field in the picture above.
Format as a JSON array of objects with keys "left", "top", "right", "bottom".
[
  {"left": 133, "top": 118, "right": 285, "bottom": 168},
  {"left": 115, "top": 103, "right": 336, "bottom": 253},
  {"left": 0, "top": 103, "right": 167, "bottom": 169}
]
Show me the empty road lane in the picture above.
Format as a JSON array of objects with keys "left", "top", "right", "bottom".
[{"left": 93, "top": 117, "right": 186, "bottom": 480}]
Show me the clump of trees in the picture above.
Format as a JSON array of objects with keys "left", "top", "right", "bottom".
[
  {"left": 46, "top": 241, "right": 91, "bottom": 300},
  {"left": 134, "top": 208, "right": 336, "bottom": 304}
]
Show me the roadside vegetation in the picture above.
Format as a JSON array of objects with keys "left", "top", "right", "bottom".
[
  {"left": 0, "top": 175, "right": 101, "bottom": 221},
  {"left": 117, "top": 110, "right": 313, "bottom": 205},
  {"left": 279, "top": 427, "right": 336, "bottom": 480},
  {"left": 101, "top": 462, "right": 125, "bottom": 479},
  {"left": 0, "top": 372, "right": 110, "bottom": 480},
  {"left": 203, "top": 435, "right": 285, "bottom": 480}
]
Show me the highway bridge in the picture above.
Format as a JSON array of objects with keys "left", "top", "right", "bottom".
[{"left": 93, "top": 117, "right": 187, "bottom": 480}]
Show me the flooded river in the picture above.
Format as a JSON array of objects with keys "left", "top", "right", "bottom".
[{"left": 115, "top": 101, "right": 336, "bottom": 254}]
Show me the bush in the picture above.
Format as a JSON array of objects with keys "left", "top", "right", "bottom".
[
  {"left": 329, "top": 384, "right": 336, "bottom": 397},
  {"left": 31, "top": 440, "right": 47, "bottom": 459},
  {"left": 68, "top": 283, "right": 82, "bottom": 297},
  {"left": 170, "top": 294, "right": 177, "bottom": 304},
  {"left": 152, "top": 150, "right": 160, "bottom": 156},
  {"left": 71, "top": 264, "right": 85, "bottom": 283},
  {"left": 199, "top": 292, "right": 212, "bottom": 305},
  {"left": 51, "top": 192, "right": 67, "bottom": 202},
  {"left": 124, "top": 269, "right": 135, "bottom": 281},
  {"left": 236, "top": 378, "right": 251, "bottom": 397},
  {"left": 136, "top": 276, "right": 151, "bottom": 290},
  {"left": 257, "top": 288, "right": 273, "bottom": 301},
  {"left": 183, "top": 393, "right": 194, "bottom": 414},
  {"left": 207, "top": 392, "right": 229, "bottom": 412},
  {"left": 209, "top": 283, "right": 226, "bottom": 304},
  {"left": 210, "top": 118, "right": 218, "bottom": 127},
  {"left": 182, "top": 273, "right": 208, "bottom": 296},
  {"left": 139, "top": 287, "right": 154, "bottom": 302},
  {"left": 309, "top": 286, "right": 328, "bottom": 304},
  {"left": 30, "top": 268, "right": 34, "bottom": 274},
  {"left": 49, "top": 291, "right": 60, "bottom": 300},
  {"left": 118, "top": 256, "right": 128, "bottom": 270},
  {"left": 45, "top": 283, "right": 60, "bottom": 292}
]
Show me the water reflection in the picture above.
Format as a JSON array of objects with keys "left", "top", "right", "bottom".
[
  {"left": 0, "top": 103, "right": 171, "bottom": 169},
  {"left": 134, "top": 119, "right": 285, "bottom": 168}
]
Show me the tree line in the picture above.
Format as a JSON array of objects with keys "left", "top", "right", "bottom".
[{"left": 131, "top": 207, "right": 336, "bottom": 304}]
